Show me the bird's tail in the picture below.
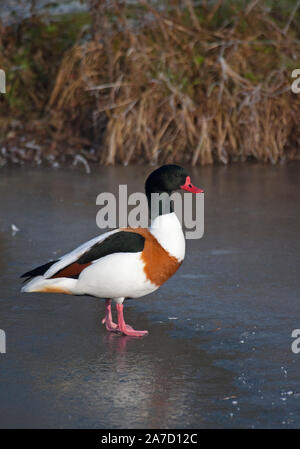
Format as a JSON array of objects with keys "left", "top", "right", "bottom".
[{"left": 21, "top": 276, "right": 77, "bottom": 295}]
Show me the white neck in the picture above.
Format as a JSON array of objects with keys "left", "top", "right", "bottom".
[{"left": 150, "top": 212, "right": 185, "bottom": 262}]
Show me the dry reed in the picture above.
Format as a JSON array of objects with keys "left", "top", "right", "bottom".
[{"left": 1, "top": 0, "right": 300, "bottom": 166}]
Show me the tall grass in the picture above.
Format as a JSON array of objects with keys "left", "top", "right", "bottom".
[{"left": 0, "top": 0, "right": 300, "bottom": 166}]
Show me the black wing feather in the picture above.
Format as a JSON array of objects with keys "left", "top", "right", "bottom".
[
  {"left": 20, "top": 260, "right": 59, "bottom": 280},
  {"left": 77, "top": 231, "right": 145, "bottom": 264}
]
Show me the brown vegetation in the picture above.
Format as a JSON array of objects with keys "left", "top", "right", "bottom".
[{"left": 0, "top": 1, "right": 300, "bottom": 167}]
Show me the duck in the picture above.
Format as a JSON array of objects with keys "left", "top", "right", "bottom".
[{"left": 21, "top": 165, "right": 203, "bottom": 337}]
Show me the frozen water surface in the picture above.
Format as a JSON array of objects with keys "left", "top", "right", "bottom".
[{"left": 0, "top": 163, "right": 299, "bottom": 428}]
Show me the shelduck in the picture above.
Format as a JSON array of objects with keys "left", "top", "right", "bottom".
[{"left": 21, "top": 165, "right": 203, "bottom": 337}]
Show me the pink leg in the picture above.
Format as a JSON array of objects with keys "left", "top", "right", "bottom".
[
  {"left": 102, "top": 299, "right": 118, "bottom": 332},
  {"left": 116, "top": 303, "right": 148, "bottom": 337}
]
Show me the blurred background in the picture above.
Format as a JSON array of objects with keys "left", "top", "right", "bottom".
[{"left": 0, "top": 0, "right": 299, "bottom": 168}]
